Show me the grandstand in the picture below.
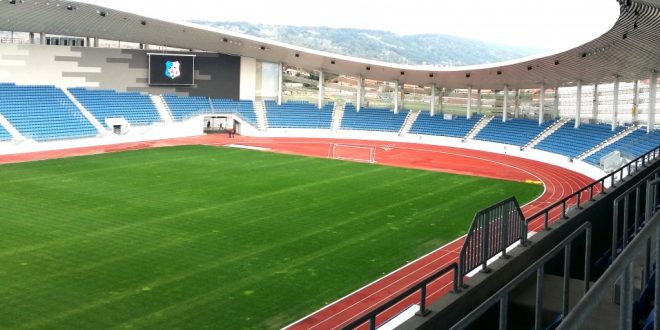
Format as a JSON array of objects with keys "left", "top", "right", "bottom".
[
  {"left": 410, "top": 113, "right": 482, "bottom": 138},
  {"left": 475, "top": 117, "right": 557, "bottom": 146},
  {"left": 0, "top": 84, "right": 97, "bottom": 141},
  {"left": 535, "top": 121, "right": 626, "bottom": 158},
  {"left": 265, "top": 100, "right": 333, "bottom": 129},
  {"left": 0, "top": 0, "right": 658, "bottom": 329},
  {"left": 162, "top": 94, "right": 212, "bottom": 121},
  {"left": 69, "top": 88, "right": 161, "bottom": 126},
  {"left": 341, "top": 105, "right": 409, "bottom": 132}
]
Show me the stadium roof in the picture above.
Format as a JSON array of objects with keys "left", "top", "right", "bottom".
[{"left": 0, "top": 0, "right": 658, "bottom": 89}]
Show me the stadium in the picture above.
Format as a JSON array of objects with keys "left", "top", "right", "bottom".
[{"left": 0, "top": 0, "right": 658, "bottom": 329}]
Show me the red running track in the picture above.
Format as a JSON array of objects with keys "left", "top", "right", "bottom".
[{"left": 0, "top": 135, "right": 596, "bottom": 329}]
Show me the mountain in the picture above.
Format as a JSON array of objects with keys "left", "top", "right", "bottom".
[{"left": 191, "top": 21, "right": 547, "bottom": 67}]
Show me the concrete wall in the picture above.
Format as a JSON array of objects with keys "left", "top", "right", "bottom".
[{"left": 0, "top": 44, "right": 241, "bottom": 99}]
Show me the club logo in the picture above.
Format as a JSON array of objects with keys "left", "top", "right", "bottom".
[{"left": 165, "top": 61, "right": 181, "bottom": 80}]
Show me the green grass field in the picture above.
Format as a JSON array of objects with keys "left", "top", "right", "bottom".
[{"left": 0, "top": 146, "right": 543, "bottom": 329}]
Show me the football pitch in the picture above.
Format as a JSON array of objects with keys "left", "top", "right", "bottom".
[{"left": 0, "top": 145, "right": 543, "bottom": 329}]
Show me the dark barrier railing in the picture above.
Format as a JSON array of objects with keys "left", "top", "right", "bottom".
[
  {"left": 526, "top": 146, "right": 660, "bottom": 231},
  {"left": 341, "top": 146, "right": 660, "bottom": 329},
  {"left": 341, "top": 262, "right": 460, "bottom": 330},
  {"left": 458, "top": 197, "right": 526, "bottom": 287}
]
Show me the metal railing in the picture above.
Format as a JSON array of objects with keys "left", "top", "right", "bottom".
[
  {"left": 526, "top": 146, "right": 660, "bottom": 231},
  {"left": 458, "top": 197, "right": 526, "bottom": 286},
  {"left": 611, "top": 167, "right": 660, "bottom": 263},
  {"left": 559, "top": 177, "right": 660, "bottom": 329},
  {"left": 340, "top": 262, "right": 460, "bottom": 330},
  {"left": 341, "top": 146, "right": 659, "bottom": 329},
  {"left": 451, "top": 222, "right": 592, "bottom": 330}
]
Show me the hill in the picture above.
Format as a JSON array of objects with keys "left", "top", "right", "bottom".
[{"left": 192, "top": 21, "right": 546, "bottom": 66}]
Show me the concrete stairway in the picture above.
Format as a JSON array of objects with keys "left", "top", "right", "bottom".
[
  {"left": 463, "top": 115, "right": 494, "bottom": 141},
  {"left": 150, "top": 95, "right": 174, "bottom": 123},
  {"left": 60, "top": 87, "right": 107, "bottom": 136},
  {"left": 331, "top": 102, "right": 345, "bottom": 132},
  {"left": 577, "top": 125, "right": 639, "bottom": 160},
  {"left": 399, "top": 110, "right": 420, "bottom": 136},
  {"left": 253, "top": 100, "right": 268, "bottom": 131},
  {"left": 0, "top": 113, "right": 24, "bottom": 141},
  {"left": 524, "top": 117, "right": 570, "bottom": 150}
]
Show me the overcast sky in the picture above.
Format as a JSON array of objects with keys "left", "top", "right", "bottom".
[{"left": 78, "top": 0, "right": 620, "bottom": 50}]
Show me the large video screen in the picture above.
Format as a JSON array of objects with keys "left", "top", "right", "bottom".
[{"left": 148, "top": 54, "right": 195, "bottom": 86}]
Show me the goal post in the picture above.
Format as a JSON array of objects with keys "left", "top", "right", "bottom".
[{"left": 329, "top": 143, "right": 376, "bottom": 164}]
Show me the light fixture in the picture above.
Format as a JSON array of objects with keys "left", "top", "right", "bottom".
[
  {"left": 527, "top": 66, "right": 533, "bottom": 71},
  {"left": 554, "top": 60, "right": 559, "bottom": 65},
  {"left": 330, "top": 60, "right": 336, "bottom": 64},
  {"left": 497, "top": 70, "right": 502, "bottom": 75},
  {"left": 141, "top": 20, "right": 147, "bottom": 26},
  {"left": 429, "top": 73, "right": 434, "bottom": 78},
  {"left": 400, "top": 71, "right": 405, "bottom": 75},
  {"left": 366, "top": 66, "right": 371, "bottom": 71},
  {"left": 295, "top": 53, "right": 300, "bottom": 58},
  {"left": 98, "top": 11, "right": 107, "bottom": 17},
  {"left": 466, "top": 73, "right": 471, "bottom": 78}
]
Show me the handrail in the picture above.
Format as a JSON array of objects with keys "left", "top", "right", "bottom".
[
  {"left": 341, "top": 262, "right": 460, "bottom": 330},
  {"left": 451, "top": 222, "right": 592, "bottom": 330},
  {"left": 340, "top": 146, "right": 659, "bottom": 329},
  {"left": 558, "top": 178, "right": 660, "bottom": 329}
]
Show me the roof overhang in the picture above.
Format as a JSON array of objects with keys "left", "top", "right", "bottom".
[{"left": 0, "top": 0, "right": 658, "bottom": 89}]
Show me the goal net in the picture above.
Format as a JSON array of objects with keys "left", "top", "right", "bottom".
[{"left": 329, "top": 143, "right": 376, "bottom": 164}]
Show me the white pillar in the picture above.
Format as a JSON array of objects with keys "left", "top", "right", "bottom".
[
  {"left": 514, "top": 90, "right": 520, "bottom": 118},
  {"left": 439, "top": 88, "right": 445, "bottom": 114},
  {"left": 40, "top": 32, "right": 46, "bottom": 45},
  {"left": 575, "top": 81, "right": 582, "bottom": 128},
  {"left": 554, "top": 87, "right": 560, "bottom": 118},
  {"left": 593, "top": 84, "right": 599, "bottom": 122},
  {"left": 393, "top": 82, "right": 399, "bottom": 114},
  {"left": 29, "top": 32, "right": 35, "bottom": 44},
  {"left": 539, "top": 84, "right": 545, "bottom": 125},
  {"left": 477, "top": 89, "right": 483, "bottom": 114},
  {"left": 93, "top": 37, "right": 99, "bottom": 48},
  {"left": 502, "top": 85, "right": 509, "bottom": 122},
  {"left": 633, "top": 80, "right": 640, "bottom": 123},
  {"left": 356, "top": 75, "right": 364, "bottom": 111},
  {"left": 86, "top": 37, "right": 91, "bottom": 47},
  {"left": 467, "top": 87, "right": 473, "bottom": 119},
  {"left": 648, "top": 71, "right": 657, "bottom": 133},
  {"left": 277, "top": 62, "right": 283, "bottom": 106},
  {"left": 430, "top": 84, "right": 436, "bottom": 117},
  {"left": 612, "top": 76, "right": 619, "bottom": 131},
  {"left": 317, "top": 70, "right": 324, "bottom": 109}
]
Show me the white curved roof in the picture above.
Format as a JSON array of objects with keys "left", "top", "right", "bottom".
[{"left": 0, "top": 0, "right": 658, "bottom": 89}]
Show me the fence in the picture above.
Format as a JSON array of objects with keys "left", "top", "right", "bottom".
[
  {"left": 458, "top": 197, "right": 526, "bottom": 287},
  {"left": 451, "top": 222, "right": 592, "bottom": 330}
]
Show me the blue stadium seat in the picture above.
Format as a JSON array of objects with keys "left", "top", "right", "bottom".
[
  {"left": 0, "top": 123, "right": 11, "bottom": 141},
  {"left": 535, "top": 121, "right": 625, "bottom": 158},
  {"left": 409, "top": 112, "right": 482, "bottom": 138},
  {"left": 210, "top": 99, "right": 258, "bottom": 127},
  {"left": 341, "top": 104, "right": 408, "bottom": 132},
  {"left": 585, "top": 129, "right": 660, "bottom": 165},
  {"left": 475, "top": 117, "right": 557, "bottom": 146},
  {"left": 265, "top": 100, "right": 333, "bottom": 129},
  {"left": 69, "top": 88, "right": 161, "bottom": 126},
  {"left": 0, "top": 84, "right": 97, "bottom": 142},
  {"left": 162, "top": 94, "right": 213, "bottom": 121}
]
